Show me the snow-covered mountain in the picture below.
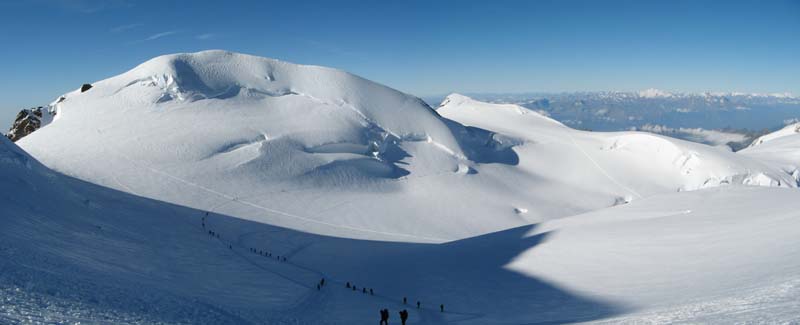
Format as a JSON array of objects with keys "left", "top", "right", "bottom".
[
  {"left": 439, "top": 93, "right": 795, "bottom": 190},
  {"left": 17, "top": 51, "right": 795, "bottom": 243},
  {"left": 19, "top": 50, "right": 477, "bottom": 241},
  {"left": 6, "top": 50, "right": 800, "bottom": 323}
]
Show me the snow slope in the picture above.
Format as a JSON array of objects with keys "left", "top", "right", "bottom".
[
  {"left": 740, "top": 123, "right": 800, "bottom": 185},
  {"left": 6, "top": 135, "right": 607, "bottom": 324},
  {"left": 17, "top": 51, "right": 795, "bottom": 244},
  {"left": 747, "top": 122, "right": 800, "bottom": 148},
  {"left": 4, "top": 135, "right": 800, "bottom": 323},
  {"left": 0, "top": 135, "right": 328, "bottom": 323},
  {"left": 516, "top": 186, "right": 800, "bottom": 323}
]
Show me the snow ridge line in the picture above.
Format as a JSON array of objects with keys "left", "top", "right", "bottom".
[
  {"left": 106, "top": 144, "right": 447, "bottom": 243},
  {"left": 567, "top": 131, "right": 644, "bottom": 199}
]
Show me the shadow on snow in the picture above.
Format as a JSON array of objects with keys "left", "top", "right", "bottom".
[{"left": 2, "top": 170, "right": 627, "bottom": 324}]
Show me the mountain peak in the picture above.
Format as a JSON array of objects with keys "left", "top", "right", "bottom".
[{"left": 637, "top": 88, "right": 673, "bottom": 98}]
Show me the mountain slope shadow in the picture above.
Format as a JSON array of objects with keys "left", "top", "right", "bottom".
[{"left": 276, "top": 224, "right": 628, "bottom": 324}]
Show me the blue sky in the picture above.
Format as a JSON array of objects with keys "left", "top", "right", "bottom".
[{"left": 1, "top": 0, "right": 798, "bottom": 123}]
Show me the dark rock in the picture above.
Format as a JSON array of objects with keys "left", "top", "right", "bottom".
[
  {"left": 81, "top": 84, "right": 93, "bottom": 92},
  {"left": 6, "top": 106, "right": 55, "bottom": 142}
]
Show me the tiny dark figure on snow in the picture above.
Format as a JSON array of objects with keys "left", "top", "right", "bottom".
[
  {"left": 353, "top": 285, "right": 357, "bottom": 291},
  {"left": 416, "top": 301, "right": 420, "bottom": 309},
  {"left": 379, "top": 309, "right": 389, "bottom": 325},
  {"left": 440, "top": 304, "right": 444, "bottom": 312},
  {"left": 399, "top": 309, "right": 409, "bottom": 325},
  {"left": 346, "top": 282, "right": 351, "bottom": 288},
  {"left": 403, "top": 297, "right": 407, "bottom": 304},
  {"left": 316, "top": 284, "right": 320, "bottom": 290},
  {"left": 370, "top": 288, "right": 374, "bottom": 295},
  {"left": 320, "top": 278, "right": 325, "bottom": 287},
  {"left": 362, "top": 288, "right": 366, "bottom": 294}
]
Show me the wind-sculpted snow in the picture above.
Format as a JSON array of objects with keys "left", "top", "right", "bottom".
[{"left": 108, "top": 50, "right": 460, "bottom": 150}]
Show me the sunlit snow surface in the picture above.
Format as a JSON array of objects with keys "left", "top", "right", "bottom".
[{"left": 4, "top": 51, "right": 800, "bottom": 324}]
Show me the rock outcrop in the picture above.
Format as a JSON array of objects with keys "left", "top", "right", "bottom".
[{"left": 6, "top": 106, "right": 55, "bottom": 142}]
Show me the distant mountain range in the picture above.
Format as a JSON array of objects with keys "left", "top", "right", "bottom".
[{"left": 424, "top": 90, "right": 800, "bottom": 149}]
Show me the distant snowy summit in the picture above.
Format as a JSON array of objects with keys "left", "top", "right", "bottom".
[{"left": 637, "top": 88, "right": 674, "bottom": 98}]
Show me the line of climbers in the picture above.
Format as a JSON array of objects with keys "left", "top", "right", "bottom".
[
  {"left": 203, "top": 211, "right": 447, "bottom": 322},
  {"left": 248, "top": 247, "right": 287, "bottom": 262},
  {"left": 345, "top": 281, "right": 374, "bottom": 295}
]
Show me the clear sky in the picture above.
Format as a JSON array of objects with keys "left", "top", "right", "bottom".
[{"left": 1, "top": 0, "right": 798, "bottom": 124}]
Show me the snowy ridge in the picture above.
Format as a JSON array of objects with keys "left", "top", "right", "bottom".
[
  {"left": 747, "top": 122, "right": 800, "bottom": 148},
  {"left": 106, "top": 50, "right": 459, "bottom": 150},
  {"left": 438, "top": 94, "right": 795, "bottom": 193},
  {"left": 740, "top": 123, "right": 800, "bottom": 185}
]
